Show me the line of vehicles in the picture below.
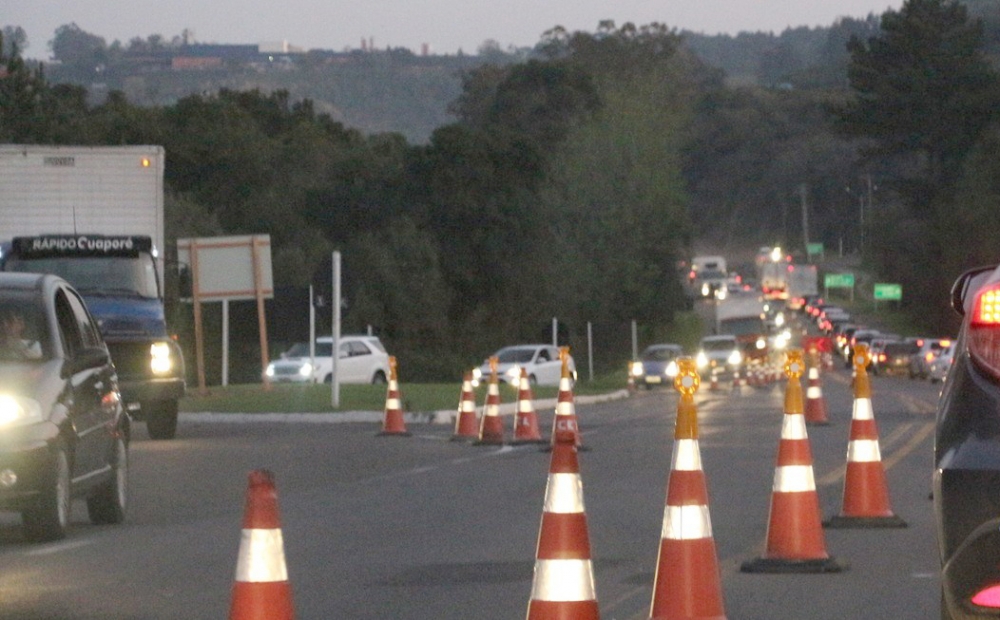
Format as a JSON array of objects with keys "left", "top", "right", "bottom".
[{"left": 804, "top": 297, "right": 954, "bottom": 383}]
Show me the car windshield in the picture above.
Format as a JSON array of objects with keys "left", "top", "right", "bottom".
[
  {"left": 719, "top": 318, "right": 765, "bottom": 337},
  {"left": 284, "top": 342, "right": 333, "bottom": 357},
  {"left": 0, "top": 298, "right": 48, "bottom": 362},
  {"left": 496, "top": 348, "right": 537, "bottom": 363},
  {"left": 702, "top": 339, "right": 737, "bottom": 352},
  {"left": 643, "top": 347, "right": 680, "bottom": 361}
]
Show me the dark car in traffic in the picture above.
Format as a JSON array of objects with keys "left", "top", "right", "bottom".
[
  {"left": 631, "top": 344, "right": 683, "bottom": 389},
  {"left": 0, "top": 273, "right": 129, "bottom": 541},
  {"left": 934, "top": 264, "right": 1000, "bottom": 618}
]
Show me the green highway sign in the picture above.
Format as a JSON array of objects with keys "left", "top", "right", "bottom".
[
  {"left": 824, "top": 273, "right": 855, "bottom": 288},
  {"left": 807, "top": 242, "right": 824, "bottom": 256},
  {"left": 874, "top": 283, "right": 902, "bottom": 301}
]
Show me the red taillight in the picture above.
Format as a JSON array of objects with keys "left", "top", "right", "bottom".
[
  {"left": 973, "top": 584, "right": 1000, "bottom": 608},
  {"left": 973, "top": 286, "right": 1000, "bottom": 325},
  {"left": 969, "top": 283, "right": 1000, "bottom": 379}
]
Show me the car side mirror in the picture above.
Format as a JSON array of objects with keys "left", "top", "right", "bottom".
[
  {"left": 951, "top": 265, "right": 997, "bottom": 316},
  {"left": 63, "top": 346, "right": 110, "bottom": 377}
]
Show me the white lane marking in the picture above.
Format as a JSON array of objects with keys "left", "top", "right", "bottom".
[{"left": 25, "top": 539, "right": 93, "bottom": 556}]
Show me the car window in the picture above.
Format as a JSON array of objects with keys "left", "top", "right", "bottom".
[
  {"left": 0, "top": 298, "right": 47, "bottom": 361},
  {"left": 497, "top": 348, "right": 535, "bottom": 363},
  {"left": 54, "top": 290, "right": 84, "bottom": 359},
  {"left": 349, "top": 342, "right": 372, "bottom": 356},
  {"left": 64, "top": 288, "right": 102, "bottom": 348}
]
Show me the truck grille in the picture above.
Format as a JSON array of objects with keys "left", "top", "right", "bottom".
[{"left": 107, "top": 341, "right": 151, "bottom": 380}]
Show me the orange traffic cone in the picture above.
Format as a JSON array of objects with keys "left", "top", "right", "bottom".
[
  {"left": 826, "top": 343, "right": 906, "bottom": 528},
  {"left": 474, "top": 357, "right": 505, "bottom": 446},
  {"left": 650, "top": 358, "right": 726, "bottom": 620},
  {"left": 526, "top": 417, "right": 599, "bottom": 620},
  {"left": 804, "top": 352, "right": 830, "bottom": 425},
  {"left": 513, "top": 368, "right": 546, "bottom": 445},
  {"left": 741, "top": 349, "right": 843, "bottom": 573},
  {"left": 378, "top": 356, "right": 410, "bottom": 437},
  {"left": 548, "top": 347, "right": 584, "bottom": 451},
  {"left": 451, "top": 371, "right": 479, "bottom": 441},
  {"left": 229, "top": 470, "right": 294, "bottom": 620}
]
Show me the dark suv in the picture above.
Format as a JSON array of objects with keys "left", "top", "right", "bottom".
[{"left": 934, "top": 264, "right": 1000, "bottom": 618}]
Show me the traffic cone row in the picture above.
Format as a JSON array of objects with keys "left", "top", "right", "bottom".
[
  {"left": 526, "top": 417, "right": 599, "bottom": 619},
  {"left": 229, "top": 470, "right": 294, "bottom": 620},
  {"left": 825, "top": 344, "right": 906, "bottom": 528},
  {"left": 378, "top": 356, "right": 411, "bottom": 437},
  {"left": 475, "top": 356, "right": 506, "bottom": 446},
  {"left": 451, "top": 371, "right": 479, "bottom": 441},
  {"left": 742, "top": 349, "right": 843, "bottom": 573},
  {"left": 650, "top": 359, "right": 727, "bottom": 620}
]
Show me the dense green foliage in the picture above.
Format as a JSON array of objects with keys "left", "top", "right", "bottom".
[{"left": 3, "top": 0, "right": 1000, "bottom": 378}]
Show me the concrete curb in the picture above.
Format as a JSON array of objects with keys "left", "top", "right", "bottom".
[{"left": 180, "top": 389, "right": 631, "bottom": 425}]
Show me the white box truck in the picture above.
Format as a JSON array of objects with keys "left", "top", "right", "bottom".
[{"left": 0, "top": 145, "right": 186, "bottom": 439}]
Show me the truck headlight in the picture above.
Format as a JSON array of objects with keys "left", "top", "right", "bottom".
[
  {"left": 756, "top": 337, "right": 767, "bottom": 350},
  {"left": 150, "top": 342, "right": 174, "bottom": 375},
  {"left": 0, "top": 395, "right": 42, "bottom": 428},
  {"left": 696, "top": 352, "right": 708, "bottom": 369},
  {"left": 701, "top": 283, "right": 710, "bottom": 297},
  {"left": 728, "top": 350, "right": 743, "bottom": 366}
]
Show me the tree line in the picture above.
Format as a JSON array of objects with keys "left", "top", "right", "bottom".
[{"left": 2, "top": 0, "right": 999, "bottom": 380}]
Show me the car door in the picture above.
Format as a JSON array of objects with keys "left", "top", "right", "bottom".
[
  {"left": 54, "top": 288, "right": 113, "bottom": 477},
  {"left": 534, "top": 346, "right": 561, "bottom": 385}
]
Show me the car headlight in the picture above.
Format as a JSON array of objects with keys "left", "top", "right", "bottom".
[
  {"left": 505, "top": 365, "right": 522, "bottom": 383},
  {"left": 756, "top": 337, "right": 766, "bottom": 350},
  {"left": 150, "top": 342, "right": 174, "bottom": 375},
  {"left": 0, "top": 395, "right": 43, "bottom": 428},
  {"left": 665, "top": 360, "right": 679, "bottom": 377},
  {"left": 265, "top": 364, "right": 276, "bottom": 378},
  {"left": 728, "top": 350, "right": 743, "bottom": 366},
  {"left": 696, "top": 351, "right": 708, "bottom": 369},
  {"left": 630, "top": 361, "right": 644, "bottom": 377},
  {"left": 775, "top": 313, "right": 785, "bottom": 327},
  {"left": 472, "top": 367, "right": 482, "bottom": 382},
  {"left": 298, "top": 363, "right": 313, "bottom": 378},
  {"left": 701, "top": 283, "right": 710, "bottom": 296}
]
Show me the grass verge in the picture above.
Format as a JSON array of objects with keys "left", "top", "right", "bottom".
[{"left": 180, "top": 373, "right": 628, "bottom": 413}]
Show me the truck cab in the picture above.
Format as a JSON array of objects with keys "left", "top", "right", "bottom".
[{"left": 1, "top": 234, "right": 185, "bottom": 439}]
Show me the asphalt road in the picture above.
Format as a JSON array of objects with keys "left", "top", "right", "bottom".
[{"left": 0, "top": 354, "right": 943, "bottom": 619}]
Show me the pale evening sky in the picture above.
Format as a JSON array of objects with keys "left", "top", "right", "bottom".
[{"left": 4, "top": 0, "right": 904, "bottom": 59}]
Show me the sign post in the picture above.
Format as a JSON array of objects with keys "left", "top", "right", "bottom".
[{"left": 177, "top": 235, "right": 274, "bottom": 392}]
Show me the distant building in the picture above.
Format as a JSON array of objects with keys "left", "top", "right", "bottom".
[{"left": 172, "top": 56, "right": 224, "bottom": 70}]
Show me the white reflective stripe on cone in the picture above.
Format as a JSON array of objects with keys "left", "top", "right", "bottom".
[
  {"left": 543, "top": 473, "right": 585, "bottom": 513},
  {"left": 671, "top": 439, "right": 703, "bottom": 471},
  {"left": 386, "top": 398, "right": 401, "bottom": 409},
  {"left": 662, "top": 504, "right": 712, "bottom": 540},
  {"left": 780, "top": 414, "right": 809, "bottom": 440},
  {"left": 235, "top": 529, "right": 288, "bottom": 582},
  {"left": 531, "top": 559, "right": 596, "bottom": 601},
  {"left": 807, "top": 386, "right": 822, "bottom": 398},
  {"left": 772, "top": 465, "right": 817, "bottom": 493},
  {"left": 852, "top": 398, "right": 874, "bottom": 420},
  {"left": 847, "top": 439, "right": 882, "bottom": 462}
]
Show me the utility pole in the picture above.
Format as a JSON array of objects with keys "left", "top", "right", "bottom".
[{"left": 800, "top": 183, "right": 810, "bottom": 257}]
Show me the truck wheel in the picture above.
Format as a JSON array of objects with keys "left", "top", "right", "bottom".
[
  {"left": 23, "top": 444, "right": 70, "bottom": 542},
  {"left": 145, "top": 400, "right": 178, "bottom": 440},
  {"left": 87, "top": 434, "right": 128, "bottom": 525}
]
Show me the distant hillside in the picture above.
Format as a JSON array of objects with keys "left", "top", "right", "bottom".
[{"left": 38, "top": 0, "right": 1000, "bottom": 142}]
